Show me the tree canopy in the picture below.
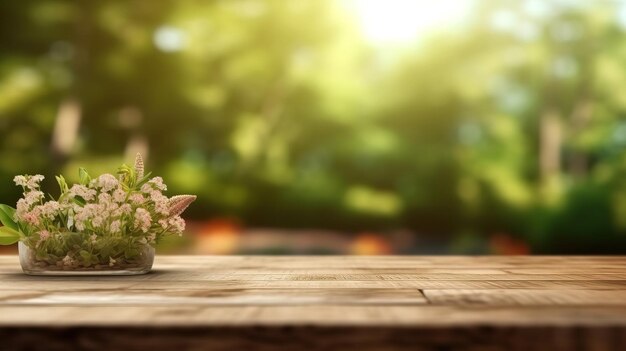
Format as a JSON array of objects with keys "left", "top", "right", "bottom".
[{"left": 1, "top": 0, "right": 626, "bottom": 253}]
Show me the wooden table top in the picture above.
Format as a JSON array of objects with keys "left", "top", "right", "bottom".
[{"left": 1, "top": 255, "right": 625, "bottom": 350}]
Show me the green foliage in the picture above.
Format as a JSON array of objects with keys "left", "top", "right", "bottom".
[
  {"left": 0, "top": 226, "right": 20, "bottom": 245},
  {"left": 55, "top": 175, "right": 69, "bottom": 194},
  {"left": 0, "top": 0, "right": 626, "bottom": 253},
  {"left": 0, "top": 204, "right": 18, "bottom": 231},
  {"left": 78, "top": 168, "right": 91, "bottom": 186},
  {"left": 4, "top": 157, "right": 194, "bottom": 270}
]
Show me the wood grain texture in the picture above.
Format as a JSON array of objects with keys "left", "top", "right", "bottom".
[{"left": 0, "top": 255, "right": 625, "bottom": 350}]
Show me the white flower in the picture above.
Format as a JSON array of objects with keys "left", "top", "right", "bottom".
[
  {"left": 157, "top": 216, "right": 186, "bottom": 235},
  {"left": 14, "top": 175, "right": 44, "bottom": 190},
  {"left": 20, "top": 211, "right": 41, "bottom": 226},
  {"left": 69, "top": 184, "right": 96, "bottom": 201},
  {"left": 129, "top": 193, "right": 145, "bottom": 205},
  {"left": 110, "top": 220, "right": 121, "bottom": 233},
  {"left": 140, "top": 183, "right": 152, "bottom": 194},
  {"left": 92, "top": 214, "right": 104, "bottom": 228},
  {"left": 36, "top": 230, "right": 51, "bottom": 248},
  {"left": 24, "top": 191, "right": 44, "bottom": 206},
  {"left": 158, "top": 219, "right": 168, "bottom": 229},
  {"left": 90, "top": 234, "right": 97, "bottom": 244},
  {"left": 109, "top": 257, "right": 116, "bottom": 267},
  {"left": 98, "top": 192, "right": 112, "bottom": 204},
  {"left": 38, "top": 230, "right": 51, "bottom": 241},
  {"left": 133, "top": 208, "right": 152, "bottom": 233},
  {"left": 14, "top": 187, "right": 63, "bottom": 227},
  {"left": 113, "top": 204, "right": 132, "bottom": 217},
  {"left": 62, "top": 255, "right": 74, "bottom": 266},
  {"left": 75, "top": 218, "right": 85, "bottom": 231},
  {"left": 148, "top": 177, "right": 167, "bottom": 191},
  {"left": 37, "top": 201, "right": 60, "bottom": 220},
  {"left": 73, "top": 203, "right": 103, "bottom": 231},
  {"left": 13, "top": 175, "right": 27, "bottom": 187},
  {"left": 112, "top": 187, "right": 126, "bottom": 203},
  {"left": 96, "top": 174, "right": 119, "bottom": 192},
  {"left": 169, "top": 216, "right": 186, "bottom": 235},
  {"left": 28, "top": 175, "right": 45, "bottom": 189},
  {"left": 152, "top": 192, "right": 169, "bottom": 216}
]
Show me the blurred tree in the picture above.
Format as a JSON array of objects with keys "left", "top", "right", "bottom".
[{"left": 1, "top": 0, "right": 626, "bottom": 253}]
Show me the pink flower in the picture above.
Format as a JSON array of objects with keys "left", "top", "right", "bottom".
[
  {"left": 112, "top": 204, "right": 131, "bottom": 217},
  {"left": 62, "top": 255, "right": 74, "bottom": 266},
  {"left": 110, "top": 220, "right": 121, "bottom": 233},
  {"left": 112, "top": 188, "right": 126, "bottom": 203},
  {"left": 14, "top": 175, "right": 44, "bottom": 190},
  {"left": 92, "top": 214, "right": 104, "bottom": 228},
  {"left": 148, "top": 177, "right": 167, "bottom": 191},
  {"left": 21, "top": 212, "right": 40, "bottom": 226},
  {"left": 75, "top": 219, "right": 85, "bottom": 231},
  {"left": 13, "top": 176, "right": 28, "bottom": 187},
  {"left": 69, "top": 184, "right": 96, "bottom": 201},
  {"left": 168, "top": 195, "right": 196, "bottom": 217},
  {"left": 168, "top": 216, "right": 186, "bottom": 235},
  {"left": 96, "top": 174, "right": 119, "bottom": 192},
  {"left": 24, "top": 191, "right": 44, "bottom": 206},
  {"left": 38, "top": 230, "right": 51, "bottom": 241},
  {"left": 157, "top": 216, "right": 186, "bottom": 235},
  {"left": 133, "top": 208, "right": 152, "bottom": 233},
  {"left": 155, "top": 203, "right": 169, "bottom": 216},
  {"left": 140, "top": 183, "right": 152, "bottom": 194},
  {"left": 15, "top": 199, "right": 30, "bottom": 221},
  {"left": 129, "top": 193, "right": 145, "bottom": 205},
  {"left": 38, "top": 201, "right": 60, "bottom": 220},
  {"left": 98, "top": 193, "right": 112, "bottom": 204}
]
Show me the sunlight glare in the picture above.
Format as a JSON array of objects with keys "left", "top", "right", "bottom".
[{"left": 346, "top": 0, "right": 472, "bottom": 45}]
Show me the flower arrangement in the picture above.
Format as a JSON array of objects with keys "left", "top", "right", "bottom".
[{"left": 0, "top": 154, "right": 196, "bottom": 274}]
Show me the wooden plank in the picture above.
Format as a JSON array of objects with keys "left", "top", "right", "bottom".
[
  {"left": 0, "top": 255, "right": 625, "bottom": 350},
  {"left": 3, "top": 272, "right": 626, "bottom": 281},
  {"left": 423, "top": 289, "right": 626, "bottom": 306},
  {"left": 3, "top": 255, "right": 626, "bottom": 267},
  {"left": 0, "top": 274, "right": 622, "bottom": 285},
  {"left": 0, "top": 288, "right": 427, "bottom": 306},
  {"left": 2, "top": 257, "right": 625, "bottom": 279},
  {"left": 1, "top": 305, "right": 626, "bottom": 326},
  {"left": 0, "top": 326, "right": 624, "bottom": 351},
  {"left": 1, "top": 279, "right": 625, "bottom": 291},
  {"left": 504, "top": 268, "right": 626, "bottom": 274}
]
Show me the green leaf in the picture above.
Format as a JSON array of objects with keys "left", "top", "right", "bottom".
[
  {"left": 79, "top": 167, "right": 91, "bottom": 186},
  {"left": 79, "top": 250, "right": 91, "bottom": 260},
  {"left": 135, "top": 171, "right": 153, "bottom": 188},
  {"left": 117, "top": 164, "right": 136, "bottom": 188},
  {"left": 0, "top": 204, "right": 18, "bottom": 231},
  {"left": 0, "top": 226, "right": 20, "bottom": 245},
  {"left": 65, "top": 232, "right": 82, "bottom": 247},
  {"left": 72, "top": 197, "right": 86, "bottom": 206},
  {"left": 56, "top": 175, "right": 69, "bottom": 194}
]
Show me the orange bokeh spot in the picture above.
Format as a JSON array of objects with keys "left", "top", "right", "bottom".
[
  {"left": 194, "top": 218, "right": 241, "bottom": 254},
  {"left": 489, "top": 233, "right": 530, "bottom": 255},
  {"left": 350, "top": 233, "right": 392, "bottom": 255}
]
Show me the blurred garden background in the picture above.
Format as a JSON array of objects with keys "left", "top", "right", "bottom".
[{"left": 1, "top": 0, "right": 626, "bottom": 255}]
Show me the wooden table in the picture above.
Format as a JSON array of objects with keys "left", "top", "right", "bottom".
[{"left": 1, "top": 256, "right": 625, "bottom": 350}]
